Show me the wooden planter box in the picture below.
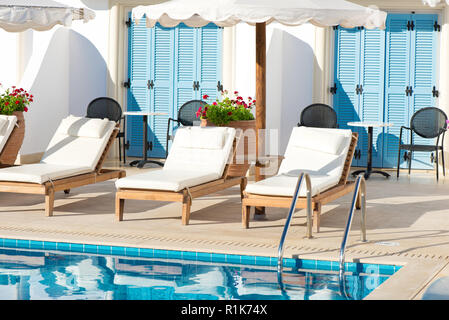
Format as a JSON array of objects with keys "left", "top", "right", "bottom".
[
  {"left": 201, "top": 118, "right": 256, "bottom": 177},
  {"left": 0, "top": 111, "right": 25, "bottom": 165}
]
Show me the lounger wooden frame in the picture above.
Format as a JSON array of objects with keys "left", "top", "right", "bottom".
[
  {"left": 242, "top": 132, "right": 358, "bottom": 233},
  {"left": 115, "top": 139, "right": 247, "bottom": 225},
  {"left": 0, "top": 125, "right": 126, "bottom": 216}
]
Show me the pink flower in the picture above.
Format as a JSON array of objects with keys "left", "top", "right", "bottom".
[{"left": 212, "top": 101, "right": 217, "bottom": 106}]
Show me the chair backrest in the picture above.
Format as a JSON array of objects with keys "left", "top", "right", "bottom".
[
  {"left": 163, "top": 126, "right": 236, "bottom": 179},
  {"left": 299, "top": 103, "right": 338, "bottom": 128},
  {"left": 411, "top": 107, "right": 447, "bottom": 139},
  {"left": 178, "top": 100, "right": 207, "bottom": 126},
  {"left": 0, "top": 115, "right": 18, "bottom": 154},
  {"left": 41, "top": 115, "right": 117, "bottom": 171},
  {"left": 86, "top": 97, "right": 122, "bottom": 123},
  {"left": 279, "top": 127, "right": 353, "bottom": 185}
]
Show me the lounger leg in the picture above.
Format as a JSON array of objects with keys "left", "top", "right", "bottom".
[
  {"left": 313, "top": 203, "right": 321, "bottom": 233},
  {"left": 182, "top": 192, "right": 192, "bottom": 226},
  {"left": 115, "top": 194, "right": 125, "bottom": 221},
  {"left": 242, "top": 205, "right": 251, "bottom": 229},
  {"left": 240, "top": 177, "right": 247, "bottom": 201},
  {"left": 45, "top": 189, "right": 55, "bottom": 217}
]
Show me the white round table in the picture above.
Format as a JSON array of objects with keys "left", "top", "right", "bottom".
[
  {"left": 123, "top": 111, "right": 168, "bottom": 168},
  {"left": 347, "top": 121, "right": 393, "bottom": 179}
]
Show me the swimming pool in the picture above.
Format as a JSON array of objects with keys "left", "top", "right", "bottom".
[{"left": 0, "top": 238, "right": 399, "bottom": 300}]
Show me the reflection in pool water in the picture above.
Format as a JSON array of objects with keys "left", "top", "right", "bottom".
[{"left": 0, "top": 248, "right": 391, "bottom": 300}]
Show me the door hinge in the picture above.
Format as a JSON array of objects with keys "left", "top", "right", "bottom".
[
  {"left": 407, "top": 20, "right": 415, "bottom": 31},
  {"left": 125, "top": 17, "right": 132, "bottom": 28},
  {"left": 406, "top": 86, "right": 413, "bottom": 96},
  {"left": 433, "top": 86, "right": 439, "bottom": 98},
  {"left": 434, "top": 21, "right": 441, "bottom": 32},
  {"left": 330, "top": 83, "right": 337, "bottom": 95},
  {"left": 147, "top": 79, "right": 154, "bottom": 89},
  {"left": 333, "top": 26, "right": 339, "bottom": 30},
  {"left": 123, "top": 78, "right": 130, "bottom": 88},
  {"left": 217, "top": 81, "right": 224, "bottom": 92},
  {"left": 356, "top": 84, "right": 363, "bottom": 95}
]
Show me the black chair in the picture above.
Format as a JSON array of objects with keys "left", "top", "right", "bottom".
[
  {"left": 397, "top": 107, "right": 447, "bottom": 181},
  {"left": 165, "top": 100, "right": 207, "bottom": 158},
  {"left": 86, "top": 97, "right": 128, "bottom": 164},
  {"left": 298, "top": 103, "right": 338, "bottom": 128}
]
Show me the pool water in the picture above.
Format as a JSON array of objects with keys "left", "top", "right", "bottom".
[{"left": 0, "top": 245, "right": 396, "bottom": 300}]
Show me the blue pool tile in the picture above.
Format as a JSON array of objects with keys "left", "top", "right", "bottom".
[
  {"left": 212, "top": 253, "right": 226, "bottom": 263},
  {"left": 111, "top": 246, "right": 126, "bottom": 256},
  {"left": 43, "top": 241, "right": 57, "bottom": 250},
  {"left": 196, "top": 252, "right": 212, "bottom": 262},
  {"left": 240, "top": 255, "right": 256, "bottom": 265},
  {"left": 16, "top": 240, "right": 29, "bottom": 249},
  {"left": 166, "top": 250, "right": 182, "bottom": 259},
  {"left": 139, "top": 248, "right": 153, "bottom": 258},
  {"left": 125, "top": 247, "right": 139, "bottom": 257},
  {"left": 182, "top": 251, "right": 196, "bottom": 261},
  {"left": 316, "top": 260, "right": 332, "bottom": 271},
  {"left": 4, "top": 239, "right": 16, "bottom": 248},
  {"left": 283, "top": 258, "right": 296, "bottom": 268},
  {"left": 255, "top": 256, "right": 271, "bottom": 266},
  {"left": 84, "top": 244, "right": 98, "bottom": 254},
  {"left": 300, "top": 259, "right": 317, "bottom": 269},
  {"left": 378, "top": 264, "right": 395, "bottom": 275},
  {"left": 70, "top": 243, "right": 84, "bottom": 253},
  {"left": 29, "top": 240, "right": 43, "bottom": 250},
  {"left": 225, "top": 254, "right": 241, "bottom": 264},
  {"left": 97, "top": 246, "right": 111, "bottom": 255},
  {"left": 153, "top": 249, "right": 168, "bottom": 259},
  {"left": 57, "top": 242, "right": 71, "bottom": 252}
]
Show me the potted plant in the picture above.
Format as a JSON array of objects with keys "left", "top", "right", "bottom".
[
  {"left": 197, "top": 90, "right": 256, "bottom": 177},
  {"left": 0, "top": 83, "right": 33, "bottom": 164}
]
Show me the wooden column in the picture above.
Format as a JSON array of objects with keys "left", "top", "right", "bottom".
[{"left": 255, "top": 22, "right": 266, "bottom": 217}]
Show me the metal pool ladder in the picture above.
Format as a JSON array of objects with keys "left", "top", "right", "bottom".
[
  {"left": 339, "top": 174, "right": 367, "bottom": 275},
  {"left": 277, "top": 172, "right": 312, "bottom": 273}
]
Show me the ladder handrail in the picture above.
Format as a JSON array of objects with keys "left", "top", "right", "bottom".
[
  {"left": 277, "top": 172, "right": 312, "bottom": 273},
  {"left": 339, "top": 174, "right": 367, "bottom": 276}
]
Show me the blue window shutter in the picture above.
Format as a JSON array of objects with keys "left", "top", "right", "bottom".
[
  {"left": 149, "top": 23, "right": 175, "bottom": 158},
  {"left": 409, "top": 14, "right": 438, "bottom": 169},
  {"left": 126, "top": 14, "right": 151, "bottom": 157},
  {"left": 197, "top": 23, "right": 223, "bottom": 102},
  {"left": 173, "top": 23, "right": 198, "bottom": 114},
  {"left": 359, "top": 27, "right": 386, "bottom": 168},
  {"left": 333, "top": 27, "right": 361, "bottom": 165},
  {"left": 382, "top": 14, "right": 412, "bottom": 169}
]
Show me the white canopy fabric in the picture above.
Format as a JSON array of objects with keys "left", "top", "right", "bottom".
[
  {"left": 0, "top": 0, "right": 95, "bottom": 32},
  {"left": 132, "top": 0, "right": 387, "bottom": 29},
  {"left": 422, "top": 0, "right": 449, "bottom": 6}
]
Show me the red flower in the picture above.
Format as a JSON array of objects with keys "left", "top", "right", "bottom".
[
  {"left": 212, "top": 101, "right": 217, "bottom": 106},
  {"left": 237, "top": 96, "right": 243, "bottom": 100},
  {"left": 227, "top": 111, "right": 232, "bottom": 116},
  {"left": 204, "top": 106, "right": 208, "bottom": 111},
  {"left": 202, "top": 111, "right": 207, "bottom": 117},
  {"left": 24, "top": 107, "right": 28, "bottom": 112},
  {"left": 252, "top": 99, "right": 256, "bottom": 104},
  {"left": 234, "top": 91, "right": 238, "bottom": 94},
  {"left": 15, "top": 100, "right": 20, "bottom": 104},
  {"left": 248, "top": 96, "right": 252, "bottom": 100},
  {"left": 29, "top": 98, "right": 33, "bottom": 102},
  {"left": 4, "top": 102, "right": 9, "bottom": 106},
  {"left": 202, "top": 94, "right": 209, "bottom": 100}
]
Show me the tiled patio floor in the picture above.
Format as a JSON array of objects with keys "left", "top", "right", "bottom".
[{"left": 1, "top": 159, "right": 449, "bottom": 299}]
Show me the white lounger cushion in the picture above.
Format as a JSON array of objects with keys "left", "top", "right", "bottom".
[
  {"left": 115, "top": 170, "right": 219, "bottom": 192},
  {"left": 245, "top": 127, "right": 352, "bottom": 197},
  {"left": 0, "top": 115, "right": 116, "bottom": 184},
  {"left": 0, "top": 163, "right": 92, "bottom": 184},
  {"left": 163, "top": 126, "right": 236, "bottom": 178},
  {"left": 41, "top": 116, "right": 116, "bottom": 171},
  {"left": 0, "top": 115, "right": 18, "bottom": 154},
  {"left": 116, "top": 126, "right": 236, "bottom": 191}
]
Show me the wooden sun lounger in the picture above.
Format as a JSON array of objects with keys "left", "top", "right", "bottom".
[
  {"left": 0, "top": 125, "right": 126, "bottom": 216},
  {"left": 242, "top": 132, "right": 358, "bottom": 232},
  {"left": 115, "top": 139, "right": 247, "bottom": 225}
]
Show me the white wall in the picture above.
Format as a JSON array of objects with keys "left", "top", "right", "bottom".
[
  {"left": 0, "top": 0, "right": 110, "bottom": 159},
  {"left": 234, "top": 23, "right": 316, "bottom": 155}
]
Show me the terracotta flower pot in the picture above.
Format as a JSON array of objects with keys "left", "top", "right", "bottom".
[
  {"left": 201, "top": 118, "right": 256, "bottom": 177},
  {"left": 0, "top": 111, "right": 25, "bottom": 165}
]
